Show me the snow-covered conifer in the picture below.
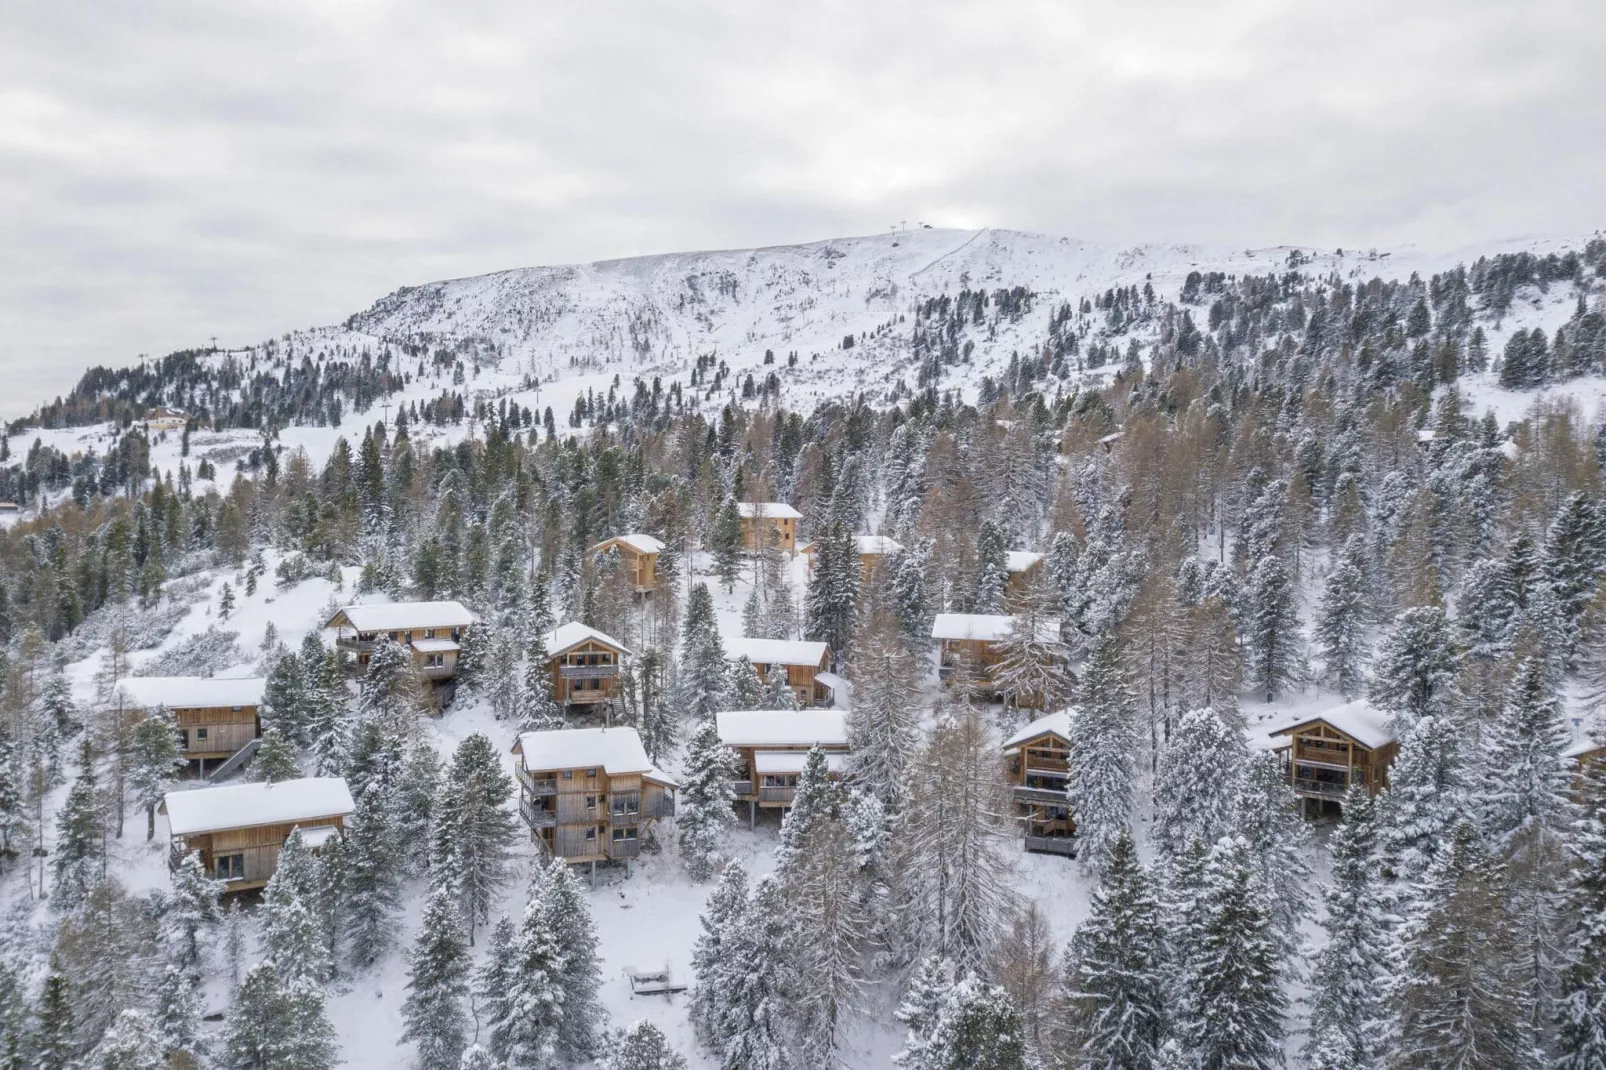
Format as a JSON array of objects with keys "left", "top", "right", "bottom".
[
  {"left": 599, "top": 1021, "right": 689, "bottom": 1070},
  {"left": 922, "top": 975, "right": 1031, "bottom": 1070},
  {"left": 805, "top": 522, "right": 860, "bottom": 667},
  {"left": 677, "top": 719, "right": 736, "bottom": 881},
  {"left": 1242, "top": 554, "right": 1301, "bottom": 701},
  {"left": 894, "top": 954, "right": 956, "bottom": 1069},
  {"left": 994, "top": 576, "right": 1073, "bottom": 715},
  {"left": 762, "top": 663, "right": 799, "bottom": 710},
  {"left": 972, "top": 520, "right": 1010, "bottom": 613},
  {"left": 1068, "top": 633, "right": 1137, "bottom": 872},
  {"left": 250, "top": 725, "right": 301, "bottom": 783},
  {"left": 51, "top": 744, "right": 104, "bottom": 911},
  {"left": 690, "top": 862, "right": 749, "bottom": 1044},
  {"left": 678, "top": 583, "right": 726, "bottom": 720},
  {"left": 395, "top": 738, "right": 443, "bottom": 876},
  {"left": 846, "top": 620, "right": 919, "bottom": 808},
  {"left": 127, "top": 706, "right": 184, "bottom": 839},
  {"left": 223, "top": 961, "right": 340, "bottom": 1070},
  {"left": 88, "top": 1008, "right": 165, "bottom": 1070},
  {"left": 1377, "top": 714, "right": 1466, "bottom": 891},
  {"left": 1558, "top": 752, "right": 1606, "bottom": 1069},
  {"left": 775, "top": 744, "right": 840, "bottom": 877},
  {"left": 1369, "top": 605, "right": 1457, "bottom": 727},
  {"left": 342, "top": 784, "right": 402, "bottom": 970},
  {"left": 488, "top": 893, "right": 568, "bottom": 1068},
  {"left": 402, "top": 887, "right": 473, "bottom": 1070},
  {"left": 1314, "top": 535, "right": 1369, "bottom": 698},
  {"left": 153, "top": 963, "right": 206, "bottom": 1065},
  {"left": 1235, "top": 749, "right": 1311, "bottom": 955},
  {"left": 1150, "top": 708, "right": 1243, "bottom": 864},
  {"left": 714, "top": 877, "right": 794, "bottom": 1070},
  {"left": 447, "top": 732, "right": 517, "bottom": 934},
  {"left": 890, "top": 537, "right": 934, "bottom": 641},
  {"left": 534, "top": 857, "right": 605, "bottom": 1061},
  {"left": 165, "top": 849, "right": 224, "bottom": 973},
  {"left": 722, "top": 655, "right": 764, "bottom": 710},
  {"left": 263, "top": 647, "right": 310, "bottom": 743}
]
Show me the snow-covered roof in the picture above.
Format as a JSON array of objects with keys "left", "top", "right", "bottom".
[
  {"left": 546, "top": 621, "right": 632, "bottom": 657},
  {"left": 930, "top": 613, "right": 1056, "bottom": 643},
  {"left": 411, "top": 638, "right": 460, "bottom": 653},
  {"left": 716, "top": 709, "right": 850, "bottom": 749},
  {"left": 296, "top": 825, "right": 341, "bottom": 849},
  {"left": 1564, "top": 736, "right": 1605, "bottom": 762},
  {"left": 1006, "top": 550, "right": 1044, "bottom": 574},
  {"left": 513, "top": 726, "right": 653, "bottom": 775},
  {"left": 591, "top": 533, "right": 665, "bottom": 556},
  {"left": 1004, "top": 710, "right": 1075, "bottom": 749},
  {"left": 802, "top": 535, "right": 903, "bottom": 556},
  {"left": 328, "top": 600, "right": 477, "bottom": 632},
  {"left": 725, "top": 636, "right": 829, "bottom": 668},
  {"left": 163, "top": 777, "right": 355, "bottom": 837},
  {"left": 1264, "top": 700, "right": 1396, "bottom": 750},
  {"left": 117, "top": 676, "right": 266, "bottom": 710},
  {"left": 815, "top": 671, "right": 848, "bottom": 705},
  {"left": 737, "top": 502, "right": 803, "bottom": 520},
  {"left": 753, "top": 751, "right": 850, "bottom": 776}
]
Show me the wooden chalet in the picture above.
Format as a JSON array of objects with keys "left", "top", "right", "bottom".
[
  {"left": 162, "top": 777, "right": 355, "bottom": 891},
  {"left": 511, "top": 727, "right": 676, "bottom": 871},
  {"left": 1565, "top": 735, "right": 1606, "bottom": 794},
  {"left": 545, "top": 622, "right": 631, "bottom": 711},
  {"left": 587, "top": 533, "right": 666, "bottom": 596},
  {"left": 930, "top": 612, "right": 1059, "bottom": 708},
  {"left": 325, "top": 600, "right": 476, "bottom": 682},
  {"left": 737, "top": 502, "right": 802, "bottom": 554},
  {"left": 144, "top": 407, "right": 188, "bottom": 433},
  {"left": 799, "top": 534, "right": 903, "bottom": 581},
  {"left": 715, "top": 709, "right": 850, "bottom": 825},
  {"left": 1004, "top": 710, "right": 1075, "bottom": 857},
  {"left": 723, "top": 636, "right": 835, "bottom": 706},
  {"left": 1005, "top": 550, "right": 1046, "bottom": 597},
  {"left": 1266, "top": 701, "right": 1400, "bottom": 814},
  {"left": 117, "top": 676, "right": 266, "bottom": 775}
]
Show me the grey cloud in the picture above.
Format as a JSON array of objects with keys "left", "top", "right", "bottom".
[{"left": 0, "top": 0, "right": 1602, "bottom": 416}]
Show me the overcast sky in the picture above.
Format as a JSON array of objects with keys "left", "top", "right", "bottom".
[{"left": 2, "top": 0, "right": 1603, "bottom": 417}]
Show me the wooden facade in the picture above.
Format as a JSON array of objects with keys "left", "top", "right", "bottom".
[
  {"left": 724, "top": 638, "right": 833, "bottom": 706},
  {"left": 1004, "top": 713, "right": 1075, "bottom": 856},
  {"left": 326, "top": 601, "right": 475, "bottom": 682},
  {"left": 1005, "top": 551, "right": 1045, "bottom": 598},
  {"left": 1269, "top": 710, "right": 1399, "bottom": 813},
  {"left": 715, "top": 710, "right": 850, "bottom": 823},
  {"left": 117, "top": 677, "right": 267, "bottom": 769},
  {"left": 932, "top": 613, "right": 1054, "bottom": 710},
  {"left": 511, "top": 728, "right": 675, "bottom": 868},
  {"left": 800, "top": 535, "right": 902, "bottom": 582},
  {"left": 737, "top": 503, "right": 801, "bottom": 553},
  {"left": 546, "top": 623, "right": 631, "bottom": 710},
  {"left": 163, "top": 778, "right": 354, "bottom": 893},
  {"left": 587, "top": 534, "right": 665, "bottom": 595},
  {"left": 170, "top": 704, "right": 259, "bottom": 762}
]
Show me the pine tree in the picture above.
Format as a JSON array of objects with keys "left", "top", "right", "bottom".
[
  {"left": 1234, "top": 750, "right": 1311, "bottom": 956},
  {"left": 846, "top": 619, "right": 920, "bottom": 808},
  {"left": 1378, "top": 714, "right": 1466, "bottom": 891},
  {"left": 343, "top": 784, "right": 402, "bottom": 970},
  {"left": 762, "top": 661, "right": 799, "bottom": 710},
  {"left": 678, "top": 583, "right": 726, "bottom": 721},
  {"left": 973, "top": 520, "right": 1010, "bottom": 613},
  {"left": 165, "top": 848, "right": 224, "bottom": 973},
  {"left": 395, "top": 738, "right": 443, "bottom": 876},
  {"left": 677, "top": 719, "right": 736, "bottom": 881},
  {"left": 1394, "top": 821, "right": 1534, "bottom": 1069},
  {"left": 32, "top": 969, "right": 74, "bottom": 1070},
  {"left": 51, "top": 744, "right": 104, "bottom": 911},
  {"left": 1242, "top": 554, "right": 1300, "bottom": 701},
  {"left": 890, "top": 537, "right": 934, "bottom": 641},
  {"left": 402, "top": 887, "right": 474, "bottom": 1070},
  {"left": 1176, "top": 836, "right": 1287, "bottom": 1070},
  {"left": 1150, "top": 708, "right": 1243, "bottom": 864},
  {"left": 1304, "top": 789, "right": 1389, "bottom": 1070},
  {"left": 1314, "top": 535, "right": 1369, "bottom": 698},
  {"left": 774, "top": 744, "right": 842, "bottom": 877},
  {"left": 1542, "top": 492, "right": 1605, "bottom": 657},
  {"left": 894, "top": 954, "right": 956, "bottom": 1069},
  {"left": 359, "top": 636, "right": 422, "bottom": 733},
  {"left": 690, "top": 861, "right": 750, "bottom": 1044},
  {"left": 599, "top": 1021, "right": 689, "bottom": 1070},
  {"left": 805, "top": 522, "right": 860, "bottom": 668},
  {"left": 711, "top": 497, "right": 743, "bottom": 592},
  {"left": 1369, "top": 605, "right": 1457, "bottom": 727},
  {"left": 153, "top": 963, "right": 207, "bottom": 1065},
  {"left": 261, "top": 832, "right": 334, "bottom": 987},
  {"left": 445, "top": 733, "right": 516, "bottom": 935},
  {"left": 786, "top": 807, "right": 869, "bottom": 1065},
  {"left": 489, "top": 893, "right": 568, "bottom": 1069},
  {"left": 1062, "top": 827, "right": 1166, "bottom": 1070},
  {"left": 534, "top": 857, "right": 605, "bottom": 1061},
  {"left": 715, "top": 877, "right": 794, "bottom": 1070},
  {"left": 459, "top": 1046, "right": 500, "bottom": 1070},
  {"left": 263, "top": 646, "right": 310, "bottom": 743},
  {"left": 742, "top": 587, "right": 764, "bottom": 638},
  {"left": 995, "top": 576, "right": 1073, "bottom": 715},
  {"left": 723, "top": 655, "right": 765, "bottom": 709},
  {"left": 922, "top": 975, "right": 1031, "bottom": 1070},
  {"left": 251, "top": 726, "right": 301, "bottom": 783},
  {"left": 304, "top": 650, "right": 351, "bottom": 776},
  {"left": 88, "top": 1009, "right": 165, "bottom": 1070},
  {"left": 1068, "top": 634, "right": 1138, "bottom": 872},
  {"left": 127, "top": 706, "right": 183, "bottom": 839},
  {"left": 1558, "top": 752, "right": 1606, "bottom": 1069},
  {"left": 223, "top": 961, "right": 340, "bottom": 1070},
  {"left": 474, "top": 916, "right": 518, "bottom": 1056}
]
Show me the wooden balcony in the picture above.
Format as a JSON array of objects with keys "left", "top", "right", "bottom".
[
  {"left": 559, "top": 664, "right": 619, "bottom": 680},
  {"left": 759, "top": 785, "right": 796, "bottom": 805},
  {"left": 1024, "top": 835, "right": 1076, "bottom": 857},
  {"left": 516, "top": 769, "right": 558, "bottom": 795},
  {"left": 643, "top": 793, "right": 675, "bottom": 819},
  {"left": 1292, "top": 776, "right": 1350, "bottom": 799},
  {"left": 1024, "top": 757, "right": 1069, "bottom": 774},
  {"left": 1013, "top": 785, "right": 1068, "bottom": 805},
  {"left": 731, "top": 779, "right": 754, "bottom": 798},
  {"left": 420, "top": 664, "right": 455, "bottom": 681},
  {"left": 607, "top": 838, "right": 641, "bottom": 860},
  {"left": 520, "top": 800, "right": 557, "bottom": 828}
]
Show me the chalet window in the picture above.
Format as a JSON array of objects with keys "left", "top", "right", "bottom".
[
  {"left": 612, "top": 796, "right": 639, "bottom": 816},
  {"left": 388, "top": 632, "right": 399, "bottom": 641},
  {"left": 231, "top": 705, "right": 243, "bottom": 712},
  {"left": 195, "top": 727, "right": 208, "bottom": 741},
  {"left": 586, "top": 768, "right": 597, "bottom": 779},
  {"left": 612, "top": 826, "right": 638, "bottom": 842},
  {"left": 425, "top": 628, "right": 437, "bottom": 639},
  {"left": 213, "top": 853, "right": 245, "bottom": 881},
  {"left": 562, "top": 770, "right": 573, "bottom": 780},
  {"left": 585, "top": 827, "right": 597, "bottom": 841},
  {"left": 585, "top": 795, "right": 598, "bottom": 810}
]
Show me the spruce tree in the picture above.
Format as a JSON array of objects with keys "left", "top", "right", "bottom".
[
  {"left": 223, "top": 961, "right": 340, "bottom": 1070},
  {"left": 490, "top": 893, "right": 568, "bottom": 1069},
  {"left": 994, "top": 576, "right": 1073, "bottom": 715},
  {"left": 690, "top": 862, "right": 749, "bottom": 1045},
  {"left": 534, "top": 857, "right": 605, "bottom": 1061},
  {"left": 1369, "top": 605, "right": 1457, "bottom": 727},
  {"left": 1314, "top": 535, "right": 1369, "bottom": 698},
  {"left": 678, "top": 583, "right": 726, "bottom": 721},
  {"left": 1242, "top": 554, "right": 1300, "bottom": 701},
  {"left": 32, "top": 969, "right": 74, "bottom": 1070},
  {"left": 128, "top": 706, "right": 184, "bottom": 839},
  {"left": 762, "top": 662, "right": 799, "bottom": 710},
  {"left": 1068, "top": 633, "right": 1138, "bottom": 872},
  {"left": 402, "top": 887, "right": 473, "bottom": 1070},
  {"left": 846, "top": 619, "right": 920, "bottom": 808},
  {"left": 165, "top": 849, "right": 224, "bottom": 973},
  {"left": 677, "top": 719, "right": 736, "bottom": 881},
  {"left": 894, "top": 954, "right": 956, "bottom": 1070},
  {"left": 250, "top": 726, "right": 301, "bottom": 783},
  {"left": 973, "top": 520, "right": 1010, "bottom": 613},
  {"left": 1150, "top": 708, "right": 1243, "bottom": 864},
  {"left": 923, "top": 975, "right": 1031, "bottom": 1070},
  {"left": 88, "top": 1009, "right": 165, "bottom": 1070},
  {"left": 1062, "top": 827, "right": 1166, "bottom": 1070},
  {"left": 263, "top": 647, "right": 310, "bottom": 744},
  {"left": 342, "top": 783, "right": 402, "bottom": 970},
  {"left": 599, "top": 1021, "right": 688, "bottom": 1070},
  {"left": 722, "top": 655, "right": 764, "bottom": 709},
  {"left": 446, "top": 732, "right": 516, "bottom": 936},
  {"left": 775, "top": 745, "right": 841, "bottom": 877},
  {"left": 394, "top": 738, "right": 443, "bottom": 876},
  {"left": 1234, "top": 750, "right": 1311, "bottom": 955},
  {"left": 711, "top": 497, "right": 743, "bottom": 592},
  {"left": 1304, "top": 789, "right": 1389, "bottom": 1070},
  {"left": 804, "top": 522, "right": 860, "bottom": 668},
  {"left": 153, "top": 963, "right": 207, "bottom": 1065},
  {"left": 1176, "top": 836, "right": 1287, "bottom": 1070},
  {"left": 715, "top": 877, "right": 794, "bottom": 1070},
  {"left": 51, "top": 744, "right": 104, "bottom": 911},
  {"left": 1378, "top": 715, "right": 1466, "bottom": 891},
  {"left": 1558, "top": 751, "right": 1606, "bottom": 1069}
]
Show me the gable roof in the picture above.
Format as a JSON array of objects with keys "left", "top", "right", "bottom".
[
  {"left": 801, "top": 534, "right": 904, "bottom": 556},
  {"left": 546, "top": 621, "right": 632, "bottom": 658},
  {"left": 930, "top": 613, "right": 1059, "bottom": 643},
  {"left": 1004, "top": 709, "right": 1076, "bottom": 750},
  {"left": 513, "top": 726, "right": 652, "bottom": 775},
  {"left": 736, "top": 502, "right": 803, "bottom": 520},
  {"left": 716, "top": 709, "right": 850, "bottom": 748},
  {"left": 724, "top": 636, "right": 830, "bottom": 668},
  {"left": 163, "top": 777, "right": 355, "bottom": 837},
  {"left": 327, "top": 600, "right": 477, "bottom": 632},
  {"left": 1265, "top": 700, "right": 1395, "bottom": 750},
  {"left": 590, "top": 533, "right": 665, "bottom": 556},
  {"left": 118, "top": 676, "right": 266, "bottom": 710}
]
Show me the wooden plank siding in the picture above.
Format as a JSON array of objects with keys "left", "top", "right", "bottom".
[
  {"left": 939, "top": 637, "right": 1048, "bottom": 709},
  {"left": 1004, "top": 730, "right": 1074, "bottom": 849},
  {"left": 587, "top": 539, "right": 660, "bottom": 594},
  {"left": 156, "top": 704, "right": 261, "bottom": 760},
  {"left": 173, "top": 815, "right": 346, "bottom": 892},
  {"left": 516, "top": 762, "right": 674, "bottom": 865},
  {"left": 1275, "top": 722, "right": 1400, "bottom": 804},
  {"left": 739, "top": 515, "right": 798, "bottom": 554},
  {"left": 548, "top": 638, "right": 626, "bottom": 707}
]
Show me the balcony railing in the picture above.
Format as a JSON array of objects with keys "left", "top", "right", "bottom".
[
  {"left": 731, "top": 779, "right": 754, "bottom": 797},
  {"left": 520, "top": 800, "right": 557, "bottom": 828},
  {"left": 517, "top": 769, "right": 558, "bottom": 795},
  {"left": 420, "top": 664, "right": 455, "bottom": 681},
  {"left": 1292, "top": 776, "right": 1350, "bottom": 799},
  {"left": 1024, "top": 757, "right": 1069, "bottom": 774},
  {"left": 759, "top": 786, "right": 797, "bottom": 805},
  {"left": 1024, "top": 836, "right": 1077, "bottom": 857},
  {"left": 560, "top": 664, "right": 619, "bottom": 680},
  {"left": 1013, "top": 785, "right": 1068, "bottom": 805},
  {"left": 643, "top": 794, "right": 676, "bottom": 819}
]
